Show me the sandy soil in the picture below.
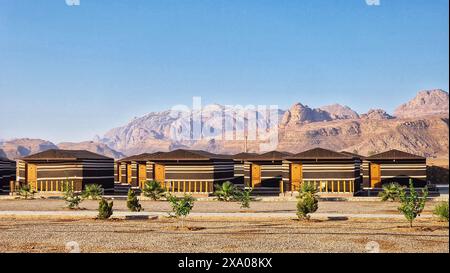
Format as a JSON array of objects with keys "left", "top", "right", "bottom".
[
  {"left": 0, "top": 199, "right": 442, "bottom": 215},
  {"left": 0, "top": 217, "right": 447, "bottom": 253}
]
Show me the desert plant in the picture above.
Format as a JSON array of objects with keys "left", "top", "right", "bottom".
[
  {"left": 167, "top": 194, "right": 195, "bottom": 228},
  {"left": 379, "top": 182, "right": 404, "bottom": 202},
  {"left": 98, "top": 198, "right": 114, "bottom": 219},
  {"left": 127, "top": 189, "right": 142, "bottom": 212},
  {"left": 238, "top": 188, "right": 253, "bottom": 209},
  {"left": 433, "top": 202, "right": 449, "bottom": 222},
  {"left": 296, "top": 183, "right": 319, "bottom": 220},
  {"left": 63, "top": 184, "right": 82, "bottom": 209},
  {"left": 299, "top": 182, "right": 318, "bottom": 194},
  {"left": 18, "top": 184, "right": 36, "bottom": 200},
  {"left": 214, "top": 181, "right": 239, "bottom": 202},
  {"left": 142, "top": 180, "right": 166, "bottom": 201},
  {"left": 82, "top": 184, "right": 103, "bottom": 200},
  {"left": 398, "top": 180, "right": 428, "bottom": 228}
]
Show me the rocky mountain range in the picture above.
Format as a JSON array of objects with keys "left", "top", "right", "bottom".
[
  {"left": 1, "top": 89, "right": 448, "bottom": 160},
  {"left": 0, "top": 139, "right": 124, "bottom": 160}
]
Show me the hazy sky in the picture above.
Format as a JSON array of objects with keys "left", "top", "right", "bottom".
[{"left": 0, "top": 0, "right": 448, "bottom": 143}]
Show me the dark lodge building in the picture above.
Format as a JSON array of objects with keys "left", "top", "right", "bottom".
[
  {"left": 232, "top": 152, "right": 258, "bottom": 185},
  {"left": 117, "top": 152, "right": 160, "bottom": 188},
  {"left": 128, "top": 149, "right": 235, "bottom": 193},
  {"left": 244, "top": 151, "right": 293, "bottom": 188},
  {"left": 0, "top": 156, "right": 16, "bottom": 192},
  {"left": 17, "top": 149, "right": 115, "bottom": 193},
  {"left": 363, "top": 149, "right": 427, "bottom": 188},
  {"left": 283, "top": 148, "right": 361, "bottom": 194}
]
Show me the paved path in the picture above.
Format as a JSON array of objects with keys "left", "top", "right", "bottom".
[{"left": 0, "top": 210, "right": 434, "bottom": 220}]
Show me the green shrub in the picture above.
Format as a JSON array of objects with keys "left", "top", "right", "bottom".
[
  {"left": 398, "top": 180, "right": 428, "bottom": 228},
  {"left": 167, "top": 194, "right": 195, "bottom": 228},
  {"left": 18, "top": 184, "right": 36, "bottom": 200},
  {"left": 142, "top": 180, "right": 166, "bottom": 201},
  {"left": 213, "top": 181, "right": 239, "bottom": 202},
  {"left": 296, "top": 183, "right": 319, "bottom": 220},
  {"left": 82, "top": 184, "right": 103, "bottom": 200},
  {"left": 379, "top": 182, "right": 404, "bottom": 202},
  {"left": 63, "top": 185, "right": 82, "bottom": 209},
  {"left": 238, "top": 188, "right": 254, "bottom": 209},
  {"left": 297, "top": 192, "right": 319, "bottom": 220},
  {"left": 299, "top": 183, "right": 318, "bottom": 195},
  {"left": 127, "top": 189, "right": 142, "bottom": 212},
  {"left": 433, "top": 202, "right": 449, "bottom": 222},
  {"left": 98, "top": 198, "right": 113, "bottom": 219}
]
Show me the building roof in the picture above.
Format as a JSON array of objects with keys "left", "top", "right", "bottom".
[
  {"left": 286, "top": 148, "right": 355, "bottom": 160},
  {"left": 119, "top": 152, "right": 163, "bottom": 162},
  {"left": 0, "top": 156, "right": 13, "bottom": 162},
  {"left": 21, "top": 149, "right": 112, "bottom": 161},
  {"left": 366, "top": 149, "right": 425, "bottom": 160},
  {"left": 139, "top": 149, "right": 230, "bottom": 161},
  {"left": 246, "top": 151, "right": 293, "bottom": 161},
  {"left": 340, "top": 151, "right": 366, "bottom": 159},
  {"left": 232, "top": 152, "right": 259, "bottom": 160}
]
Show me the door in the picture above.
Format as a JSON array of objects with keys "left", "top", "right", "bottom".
[
  {"left": 115, "top": 163, "right": 120, "bottom": 182},
  {"left": 370, "top": 163, "right": 381, "bottom": 188},
  {"left": 127, "top": 164, "right": 132, "bottom": 184},
  {"left": 251, "top": 164, "right": 262, "bottom": 188},
  {"left": 154, "top": 164, "right": 165, "bottom": 184},
  {"left": 138, "top": 164, "right": 147, "bottom": 186},
  {"left": 27, "top": 164, "right": 37, "bottom": 186},
  {"left": 118, "top": 164, "right": 124, "bottom": 183},
  {"left": 291, "top": 163, "right": 302, "bottom": 191}
]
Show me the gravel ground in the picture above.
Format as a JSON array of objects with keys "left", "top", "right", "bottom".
[
  {"left": 0, "top": 217, "right": 447, "bottom": 253},
  {"left": 0, "top": 199, "right": 442, "bottom": 215}
]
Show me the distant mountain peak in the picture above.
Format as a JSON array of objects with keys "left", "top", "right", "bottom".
[
  {"left": 361, "top": 109, "right": 394, "bottom": 120},
  {"left": 319, "top": 104, "right": 360, "bottom": 120},
  {"left": 280, "top": 103, "right": 332, "bottom": 127},
  {"left": 394, "top": 89, "right": 449, "bottom": 118}
]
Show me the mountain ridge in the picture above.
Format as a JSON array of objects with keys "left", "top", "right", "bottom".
[{"left": 1, "top": 89, "right": 448, "bottom": 159}]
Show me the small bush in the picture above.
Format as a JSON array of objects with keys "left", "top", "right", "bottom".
[
  {"left": 63, "top": 185, "right": 82, "bottom": 209},
  {"left": 296, "top": 183, "right": 319, "bottom": 220},
  {"left": 167, "top": 194, "right": 195, "bottom": 228},
  {"left": 238, "top": 188, "right": 253, "bottom": 209},
  {"left": 299, "top": 183, "right": 318, "bottom": 195},
  {"left": 214, "top": 181, "right": 239, "bottom": 202},
  {"left": 297, "top": 192, "right": 319, "bottom": 220},
  {"left": 82, "top": 184, "right": 103, "bottom": 200},
  {"left": 98, "top": 198, "right": 113, "bottom": 219},
  {"left": 379, "top": 182, "right": 404, "bottom": 202},
  {"left": 127, "top": 189, "right": 142, "bottom": 212},
  {"left": 398, "top": 180, "right": 428, "bottom": 228},
  {"left": 18, "top": 184, "right": 36, "bottom": 200},
  {"left": 433, "top": 202, "right": 449, "bottom": 222},
  {"left": 142, "top": 180, "right": 166, "bottom": 201}
]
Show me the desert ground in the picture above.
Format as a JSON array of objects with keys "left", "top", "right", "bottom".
[
  {"left": 0, "top": 199, "right": 444, "bottom": 214},
  {"left": 0, "top": 199, "right": 448, "bottom": 253}
]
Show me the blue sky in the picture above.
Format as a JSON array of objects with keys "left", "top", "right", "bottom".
[{"left": 0, "top": 0, "right": 448, "bottom": 143}]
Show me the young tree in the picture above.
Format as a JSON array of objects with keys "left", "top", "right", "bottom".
[
  {"left": 82, "top": 184, "right": 103, "bottom": 200},
  {"left": 167, "top": 194, "right": 195, "bottom": 228},
  {"left": 238, "top": 188, "right": 253, "bottom": 209},
  {"left": 98, "top": 198, "right": 114, "bottom": 219},
  {"left": 63, "top": 184, "right": 82, "bottom": 209},
  {"left": 127, "top": 188, "right": 142, "bottom": 212},
  {"left": 379, "top": 182, "right": 404, "bottom": 202},
  {"left": 142, "top": 180, "right": 166, "bottom": 201},
  {"left": 213, "top": 181, "right": 239, "bottom": 202},
  {"left": 398, "top": 180, "right": 428, "bottom": 228},
  {"left": 18, "top": 184, "right": 36, "bottom": 200},
  {"left": 296, "top": 183, "right": 319, "bottom": 220}
]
